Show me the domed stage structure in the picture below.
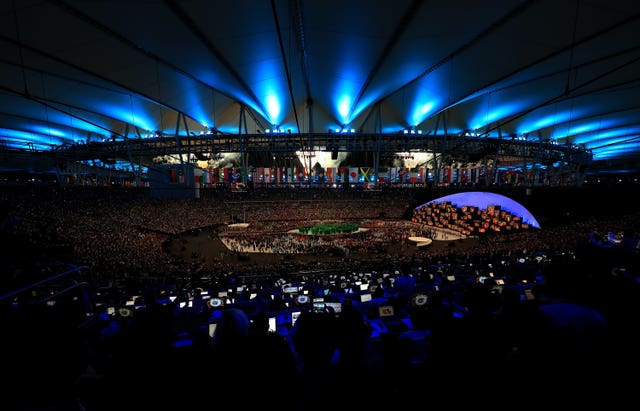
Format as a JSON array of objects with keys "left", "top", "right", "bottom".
[{"left": 417, "top": 191, "right": 541, "bottom": 229}]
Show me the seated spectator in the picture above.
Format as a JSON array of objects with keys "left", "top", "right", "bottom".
[
  {"left": 335, "top": 298, "right": 373, "bottom": 373},
  {"left": 291, "top": 308, "right": 339, "bottom": 384},
  {"left": 528, "top": 258, "right": 611, "bottom": 400},
  {"left": 247, "top": 310, "right": 299, "bottom": 393},
  {"left": 408, "top": 288, "right": 450, "bottom": 331}
]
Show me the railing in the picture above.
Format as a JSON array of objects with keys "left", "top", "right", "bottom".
[{"left": 0, "top": 264, "right": 94, "bottom": 322}]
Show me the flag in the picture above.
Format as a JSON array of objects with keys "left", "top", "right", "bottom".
[
  {"left": 339, "top": 167, "right": 347, "bottom": 182},
  {"left": 389, "top": 167, "right": 398, "bottom": 183},
  {"left": 359, "top": 167, "right": 370, "bottom": 182},
  {"left": 231, "top": 167, "right": 241, "bottom": 182},
  {"left": 398, "top": 167, "right": 409, "bottom": 183},
  {"left": 207, "top": 167, "right": 213, "bottom": 187},
  {"left": 349, "top": 167, "right": 358, "bottom": 182},
  {"left": 409, "top": 167, "right": 420, "bottom": 183},
  {"left": 297, "top": 167, "right": 306, "bottom": 181},
  {"left": 442, "top": 168, "right": 451, "bottom": 183},
  {"left": 326, "top": 167, "right": 335, "bottom": 182},
  {"left": 460, "top": 168, "right": 469, "bottom": 183},
  {"left": 379, "top": 167, "right": 389, "bottom": 183}
]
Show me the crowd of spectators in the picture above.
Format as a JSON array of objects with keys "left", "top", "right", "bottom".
[{"left": 1, "top": 184, "right": 640, "bottom": 409}]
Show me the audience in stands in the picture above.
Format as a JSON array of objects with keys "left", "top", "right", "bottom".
[{"left": 1, "top": 185, "right": 639, "bottom": 409}]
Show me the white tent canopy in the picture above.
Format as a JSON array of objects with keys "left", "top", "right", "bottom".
[{"left": 1, "top": 0, "right": 639, "bottom": 175}]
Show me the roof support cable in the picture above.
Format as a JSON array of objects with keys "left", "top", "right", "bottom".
[
  {"left": 565, "top": 0, "right": 581, "bottom": 96},
  {"left": 564, "top": 0, "right": 581, "bottom": 147},
  {"left": 11, "top": 0, "right": 29, "bottom": 96},
  {"left": 271, "top": 0, "right": 307, "bottom": 161}
]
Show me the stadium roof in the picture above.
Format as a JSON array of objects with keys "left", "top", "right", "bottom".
[{"left": 1, "top": 0, "right": 639, "bottom": 176}]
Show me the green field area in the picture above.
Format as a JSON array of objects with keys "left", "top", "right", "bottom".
[{"left": 298, "top": 223, "right": 359, "bottom": 235}]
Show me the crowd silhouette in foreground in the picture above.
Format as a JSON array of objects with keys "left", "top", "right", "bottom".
[{"left": 1, "top": 185, "right": 639, "bottom": 410}]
